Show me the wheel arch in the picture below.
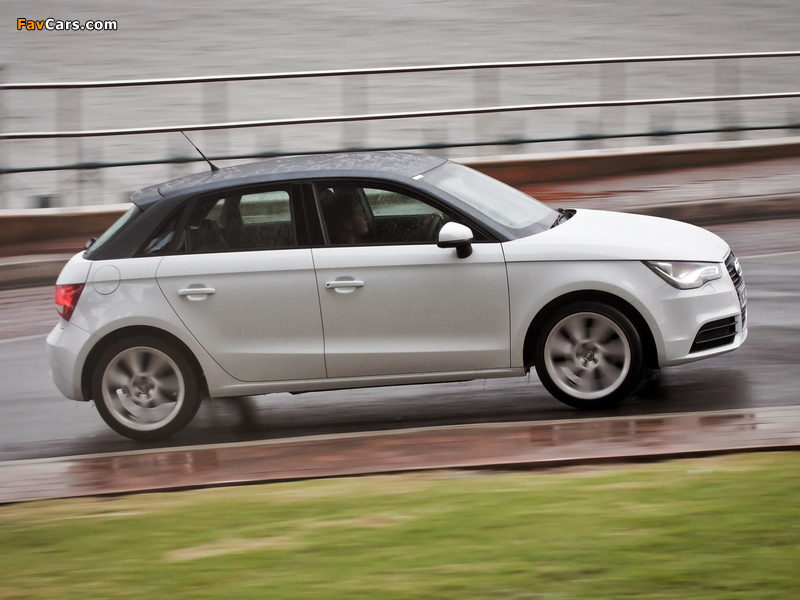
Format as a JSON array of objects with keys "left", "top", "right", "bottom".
[
  {"left": 81, "top": 325, "right": 209, "bottom": 403},
  {"left": 522, "top": 290, "right": 659, "bottom": 371}
]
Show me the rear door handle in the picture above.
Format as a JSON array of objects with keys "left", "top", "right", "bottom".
[{"left": 325, "top": 280, "right": 365, "bottom": 289}]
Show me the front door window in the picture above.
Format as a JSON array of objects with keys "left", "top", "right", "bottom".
[{"left": 316, "top": 183, "right": 452, "bottom": 246}]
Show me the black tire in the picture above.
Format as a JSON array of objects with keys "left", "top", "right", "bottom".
[
  {"left": 91, "top": 335, "right": 202, "bottom": 441},
  {"left": 533, "top": 301, "right": 645, "bottom": 409}
]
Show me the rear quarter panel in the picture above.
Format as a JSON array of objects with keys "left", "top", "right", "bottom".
[{"left": 68, "top": 256, "right": 239, "bottom": 395}]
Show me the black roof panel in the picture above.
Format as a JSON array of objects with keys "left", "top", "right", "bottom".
[{"left": 130, "top": 151, "right": 447, "bottom": 208}]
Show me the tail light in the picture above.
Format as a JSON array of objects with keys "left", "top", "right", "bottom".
[{"left": 55, "top": 283, "right": 85, "bottom": 321}]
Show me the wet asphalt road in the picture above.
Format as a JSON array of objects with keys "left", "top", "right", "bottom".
[{"left": 0, "top": 219, "right": 798, "bottom": 462}]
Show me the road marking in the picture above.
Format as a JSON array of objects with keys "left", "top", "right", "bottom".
[
  {"left": 0, "top": 333, "right": 48, "bottom": 345},
  {"left": 741, "top": 249, "right": 800, "bottom": 260},
  {"left": 746, "top": 290, "right": 800, "bottom": 299}
]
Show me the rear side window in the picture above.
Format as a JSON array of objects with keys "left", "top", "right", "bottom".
[
  {"left": 240, "top": 190, "right": 292, "bottom": 225},
  {"left": 141, "top": 210, "right": 182, "bottom": 256},
  {"left": 84, "top": 205, "right": 141, "bottom": 259},
  {"left": 141, "top": 186, "right": 298, "bottom": 255}
]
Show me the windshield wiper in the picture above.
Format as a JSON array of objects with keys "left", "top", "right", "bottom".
[{"left": 550, "top": 208, "right": 572, "bottom": 229}]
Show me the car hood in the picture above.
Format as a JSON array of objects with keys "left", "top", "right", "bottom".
[{"left": 503, "top": 208, "right": 730, "bottom": 262}]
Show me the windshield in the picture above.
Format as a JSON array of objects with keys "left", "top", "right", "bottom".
[{"left": 423, "top": 161, "right": 557, "bottom": 239}]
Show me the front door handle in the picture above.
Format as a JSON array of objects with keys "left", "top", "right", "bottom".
[
  {"left": 325, "top": 280, "right": 365, "bottom": 290},
  {"left": 178, "top": 287, "right": 216, "bottom": 300}
]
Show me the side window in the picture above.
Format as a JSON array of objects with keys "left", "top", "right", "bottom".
[
  {"left": 184, "top": 198, "right": 230, "bottom": 254},
  {"left": 317, "top": 183, "right": 451, "bottom": 246},
  {"left": 233, "top": 190, "right": 297, "bottom": 249},
  {"left": 143, "top": 186, "right": 297, "bottom": 255},
  {"left": 141, "top": 210, "right": 182, "bottom": 256},
  {"left": 365, "top": 188, "right": 438, "bottom": 217},
  {"left": 240, "top": 190, "right": 292, "bottom": 225}
]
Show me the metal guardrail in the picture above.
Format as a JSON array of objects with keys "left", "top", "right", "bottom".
[
  {"left": 3, "top": 51, "right": 799, "bottom": 90},
  {"left": 2, "top": 92, "right": 800, "bottom": 141},
  {"left": 2, "top": 124, "right": 797, "bottom": 177},
  {"left": 1, "top": 51, "right": 799, "bottom": 206}
]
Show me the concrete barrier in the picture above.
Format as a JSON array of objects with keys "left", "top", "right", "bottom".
[
  {"left": 0, "top": 204, "right": 132, "bottom": 247},
  {"left": 464, "top": 136, "right": 800, "bottom": 186},
  {"left": 0, "top": 255, "right": 71, "bottom": 291}
]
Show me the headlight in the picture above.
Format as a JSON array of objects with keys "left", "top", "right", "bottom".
[{"left": 643, "top": 260, "right": 722, "bottom": 289}]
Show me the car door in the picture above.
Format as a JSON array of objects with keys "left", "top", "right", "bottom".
[
  {"left": 311, "top": 181, "right": 510, "bottom": 378},
  {"left": 155, "top": 184, "right": 326, "bottom": 382}
]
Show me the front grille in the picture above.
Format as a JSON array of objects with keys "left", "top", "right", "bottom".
[
  {"left": 725, "top": 251, "right": 747, "bottom": 330},
  {"left": 690, "top": 316, "right": 738, "bottom": 353},
  {"left": 689, "top": 252, "right": 747, "bottom": 354}
]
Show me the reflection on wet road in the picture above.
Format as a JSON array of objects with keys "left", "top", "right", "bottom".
[{"left": 4, "top": 406, "right": 800, "bottom": 504}]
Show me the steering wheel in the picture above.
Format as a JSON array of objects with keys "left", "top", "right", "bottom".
[{"left": 424, "top": 213, "right": 444, "bottom": 241}]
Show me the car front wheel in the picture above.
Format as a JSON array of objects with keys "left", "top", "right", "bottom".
[
  {"left": 534, "top": 302, "right": 645, "bottom": 409},
  {"left": 91, "top": 336, "right": 202, "bottom": 441}
]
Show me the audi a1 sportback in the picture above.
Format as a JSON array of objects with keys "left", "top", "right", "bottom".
[{"left": 47, "top": 152, "right": 748, "bottom": 440}]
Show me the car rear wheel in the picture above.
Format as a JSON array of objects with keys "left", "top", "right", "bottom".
[
  {"left": 534, "top": 302, "right": 645, "bottom": 409},
  {"left": 91, "top": 336, "right": 202, "bottom": 441}
]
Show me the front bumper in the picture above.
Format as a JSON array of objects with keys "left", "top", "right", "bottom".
[{"left": 649, "top": 251, "right": 747, "bottom": 366}]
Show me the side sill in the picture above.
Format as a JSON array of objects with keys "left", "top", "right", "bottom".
[{"left": 207, "top": 368, "right": 527, "bottom": 399}]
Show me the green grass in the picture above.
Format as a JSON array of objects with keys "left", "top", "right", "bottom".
[{"left": 1, "top": 452, "right": 799, "bottom": 599}]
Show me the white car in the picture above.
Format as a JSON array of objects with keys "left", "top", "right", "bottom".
[{"left": 47, "top": 152, "right": 748, "bottom": 441}]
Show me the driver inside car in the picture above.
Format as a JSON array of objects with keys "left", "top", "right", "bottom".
[{"left": 321, "top": 188, "right": 374, "bottom": 245}]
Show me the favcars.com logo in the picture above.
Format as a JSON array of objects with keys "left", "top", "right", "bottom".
[{"left": 17, "top": 18, "right": 118, "bottom": 31}]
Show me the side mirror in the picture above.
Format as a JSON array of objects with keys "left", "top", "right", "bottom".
[{"left": 437, "top": 222, "right": 474, "bottom": 258}]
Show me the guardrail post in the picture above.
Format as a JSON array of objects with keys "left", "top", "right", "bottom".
[
  {"left": 788, "top": 108, "right": 800, "bottom": 136},
  {"left": 86, "top": 145, "right": 103, "bottom": 205},
  {"left": 0, "top": 66, "right": 5, "bottom": 208},
  {"left": 424, "top": 124, "right": 449, "bottom": 157},
  {"left": 257, "top": 128, "right": 282, "bottom": 159},
  {"left": 715, "top": 58, "right": 741, "bottom": 141},
  {"left": 649, "top": 108, "right": 675, "bottom": 144},
  {"left": 343, "top": 76, "right": 368, "bottom": 150},
  {"left": 474, "top": 68, "right": 500, "bottom": 155},
  {"left": 203, "top": 81, "right": 228, "bottom": 161},
  {"left": 57, "top": 87, "right": 82, "bottom": 207},
  {"left": 600, "top": 62, "right": 626, "bottom": 148}
]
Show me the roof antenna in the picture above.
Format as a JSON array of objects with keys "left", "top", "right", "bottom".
[{"left": 180, "top": 131, "right": 219, "bottom": 172}]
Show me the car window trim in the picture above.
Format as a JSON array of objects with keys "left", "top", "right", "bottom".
[{"left": 300, "top": 182, "right": 326, "bottom": 246}]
